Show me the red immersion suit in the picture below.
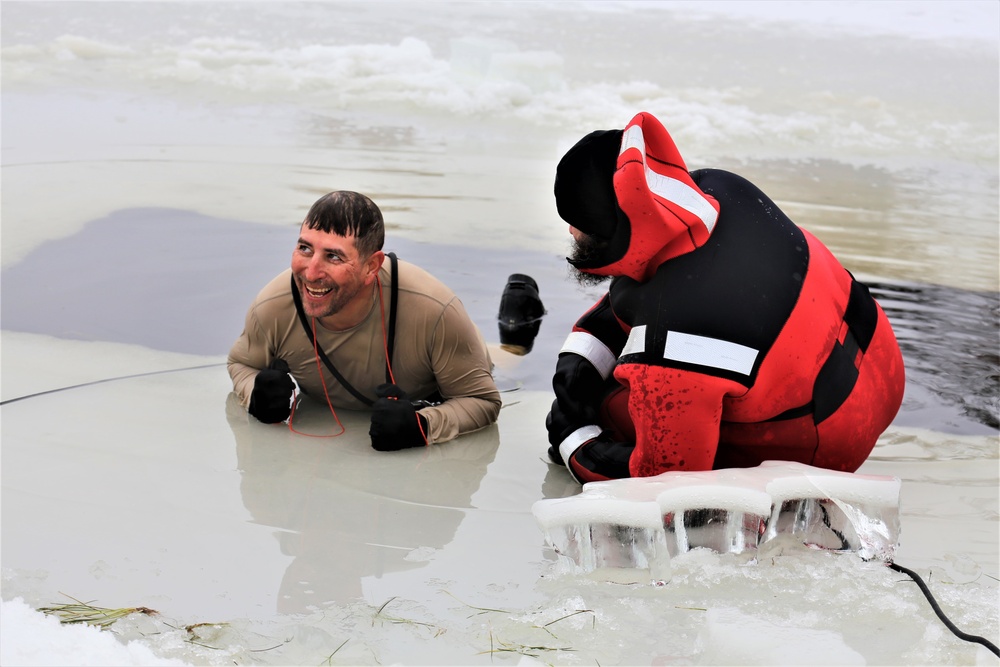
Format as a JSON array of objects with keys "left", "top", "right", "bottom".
[{"left": 547, "top": 112, "right": 905, "bottom": 483}]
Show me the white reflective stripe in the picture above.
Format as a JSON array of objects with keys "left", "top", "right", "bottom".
[
  {"left": 559, "top": 425, "right": 603, "bottom": 465},
  {"left": 620, "top": 124, "right": 717, "bottom": 232},
  {"left": 620, "top": 324, "right": 647, "bottom": 357},
  {"left": 620, "top": 123, "right": 645, "bottom": 154},
  {"left": 643, "top": 167, "right": 718, "bottom": 232},
  {"left": 663, "top": 331, "right": 758, "bottom": 376},
  {"left": 560, "top": 331, "right": 617, "bottom": 379}
]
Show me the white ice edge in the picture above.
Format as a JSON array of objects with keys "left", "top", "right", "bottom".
[
  {"left": 766, "top": 475, "right": 901, "bottom": 506},
  {"left": 532, "top": 498, "right": 664, "bottom": 530},
  {"left": 656, "top": 485, "right": 774, "bottom": 516},
  {"left": 535, "top": 463, "right": 902, "bottom": 530}
]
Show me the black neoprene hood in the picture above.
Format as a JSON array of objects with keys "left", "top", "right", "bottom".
[{"left": 554, "top": 128, "right": 631, "bottom": 272}]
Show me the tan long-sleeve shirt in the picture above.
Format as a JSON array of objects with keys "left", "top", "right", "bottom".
[{"left": 228, "top": 260, "right": 500, "bottom": 443}]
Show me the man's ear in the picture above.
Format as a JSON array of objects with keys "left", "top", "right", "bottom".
[{"left": 364, "top": 250, "right": 385, "bottom": 284}]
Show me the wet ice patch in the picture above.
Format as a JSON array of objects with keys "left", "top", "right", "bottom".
[
  {"left": 697, "top": 607, "right": 866, "bottom": 665},
  {"left": 404, "top": 546, "right": 438, "bottom": 563}
]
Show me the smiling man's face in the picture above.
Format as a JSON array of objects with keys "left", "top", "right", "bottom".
[{"left": 291, "top": 223, "right": 382, "bottom": 323}]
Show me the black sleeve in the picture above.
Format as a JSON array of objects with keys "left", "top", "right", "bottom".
[{"left": 546, "top": 293, "right": 628, "bottom": 449}]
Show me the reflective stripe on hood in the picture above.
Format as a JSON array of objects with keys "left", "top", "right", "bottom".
[{"left": 608, "top": 112, "right": 721, "bottom": 281}]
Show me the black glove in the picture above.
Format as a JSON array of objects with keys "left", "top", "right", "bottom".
[
  {"left": 369, "top": 383, "right": 428, "bottom": 451},
  {"left": 564, "top": 433, "right": 633, "bottom": 484},
  {"left": 248, "top": 358, "right": 295, "bottom": 424}
]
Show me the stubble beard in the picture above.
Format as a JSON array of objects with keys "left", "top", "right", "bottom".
[
  {"left": 569, "top": 235, "right": 612, "bottom": 288},
  {"left": 296, "top": 275, "right": 365, "bottom": 320}
]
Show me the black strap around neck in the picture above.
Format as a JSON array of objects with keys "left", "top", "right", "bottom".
[
  {"left": 386, "top": 252, "right": 399, "bottom": 379},
  {"left": 290, "top": 252, "right": 400, "bottom": 407}
]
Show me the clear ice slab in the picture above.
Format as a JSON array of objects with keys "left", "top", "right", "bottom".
[{"left": 532, "top": 461, "right": 901, "bottom": 583}]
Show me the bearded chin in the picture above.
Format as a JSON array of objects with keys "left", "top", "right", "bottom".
[{"left": 569, "top": 235, "right": 612, "bottom": 287}]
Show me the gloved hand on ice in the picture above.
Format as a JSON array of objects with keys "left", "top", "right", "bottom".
[
  {"left": 369, "top": 383, "right": 428, "bottom": 451},
  {"left": 248, "top": 358, "right": 295, "bottom": 424}
]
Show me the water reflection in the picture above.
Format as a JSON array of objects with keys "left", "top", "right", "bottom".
[
  {"left": 871, "top": 280, "right": 1000, "bottom": 433},
  {"left": 225, "top": 393, "right": 499, "bottom": 613}
]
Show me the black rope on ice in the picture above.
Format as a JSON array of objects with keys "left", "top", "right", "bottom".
[
  {"left": 0, "top": 363, "right": 227, "bottom": 406},
  {"left": 889, "top": 561, "right": 999, "bottom": 658}
]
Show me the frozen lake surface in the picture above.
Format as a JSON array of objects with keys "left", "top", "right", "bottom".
[{"left": 2, "top": 1, "right": 997, "bottom": 664}]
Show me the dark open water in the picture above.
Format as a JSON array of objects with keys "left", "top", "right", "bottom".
[{"left": 2, "top": 207, "right": 997, "bottom": 436}]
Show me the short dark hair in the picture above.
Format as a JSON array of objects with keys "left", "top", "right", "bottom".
[{"left": 304, "top": 191, "right": 385, "bottom": 258}]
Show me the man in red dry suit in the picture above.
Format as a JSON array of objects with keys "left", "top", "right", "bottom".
[{"left": 546, "top": 111, "right": 905, "bottom": 484}]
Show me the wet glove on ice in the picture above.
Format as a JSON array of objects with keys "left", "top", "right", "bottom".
[
  {"left": 370, "top": 383, "right": 428, "bottom": 450},
  {"left": 248, "top": 358, "right": 295, "bottom": 423}
]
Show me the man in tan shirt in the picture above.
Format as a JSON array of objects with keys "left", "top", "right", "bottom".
[{"left": 228, "top": 191, "right": 501, "bottom": 448}]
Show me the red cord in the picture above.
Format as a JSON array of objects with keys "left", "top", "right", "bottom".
[
  {"left": 286, "top": 273, "right": 428, "bottom": 446},
  {"left": 286, "top": 317, "right": 346, "bottom": 438}
]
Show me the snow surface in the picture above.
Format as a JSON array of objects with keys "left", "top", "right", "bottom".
[{"left": 0, "top": 598, "right": 190, "bottom": 667}]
